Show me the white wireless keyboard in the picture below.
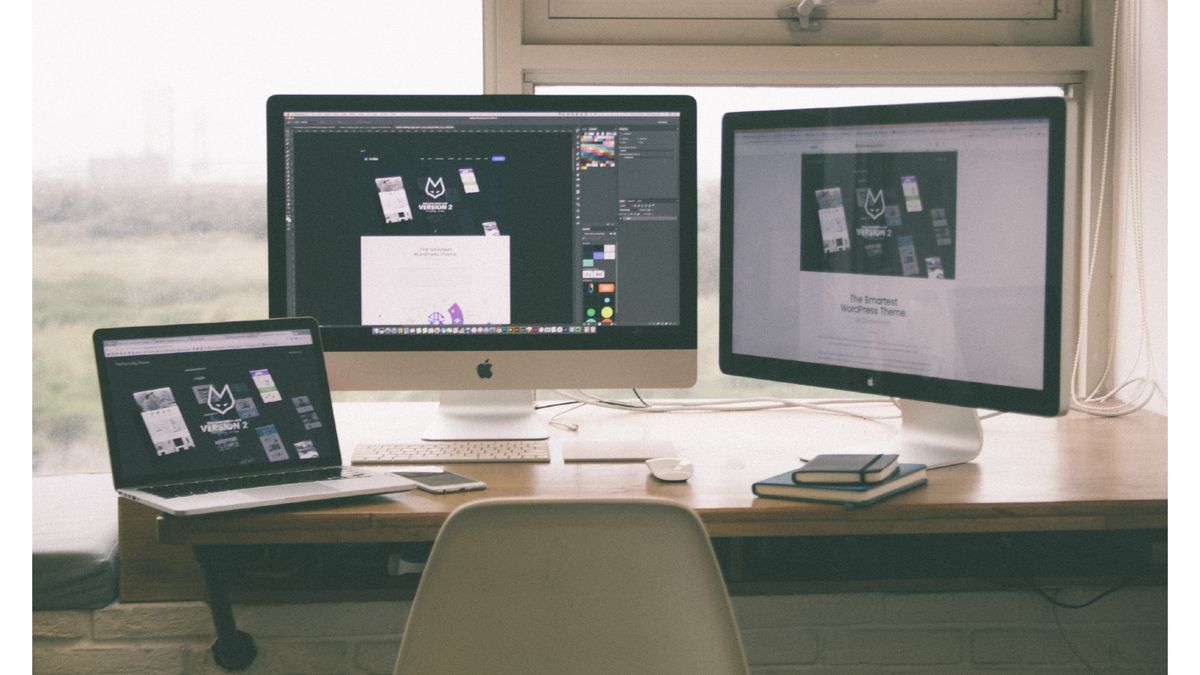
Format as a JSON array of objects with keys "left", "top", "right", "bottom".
[{"left": 353, "top": 440, "right": 551, "bottom": 464}]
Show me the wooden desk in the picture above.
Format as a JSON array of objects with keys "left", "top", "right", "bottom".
[
  {"left": 152, "top": 401, "right": 1167, "bottom": 671},
  {"left": 160, "top": 401, "right": 1167, "bottom": 545}
]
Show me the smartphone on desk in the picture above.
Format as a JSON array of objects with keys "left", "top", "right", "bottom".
[{"left": 392, "top": 470, "right": 487, "bottom": 494}]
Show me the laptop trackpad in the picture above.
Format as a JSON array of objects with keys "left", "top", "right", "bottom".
[{"left": 244, "top": 483, "right": 337, "bottom": 500}]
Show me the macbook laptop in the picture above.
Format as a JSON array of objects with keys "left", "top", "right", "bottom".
[{"left": 94, "top": 317, "right": 415, "bottom": 516}]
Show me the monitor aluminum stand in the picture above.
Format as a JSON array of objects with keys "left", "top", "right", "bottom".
[
  {"left": 421, "top": 390, "right": 550, "bottom": 441},
  {"left": 884, "top": 398, "right": 983, "bottom": 469}
]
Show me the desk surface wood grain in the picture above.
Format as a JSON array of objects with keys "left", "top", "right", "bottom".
[{"left": 157, "top": 401, "right": 1166, "bottom": 545}]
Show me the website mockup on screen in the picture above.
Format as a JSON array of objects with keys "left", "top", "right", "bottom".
[
  {"left": 277, "top": 108, "right": 686, "bottom": 338},
  {"left": 730, "top": 118, "right": 1052, "bottom": 390}
]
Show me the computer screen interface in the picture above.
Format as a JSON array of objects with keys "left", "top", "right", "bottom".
[
  {"left": 270, "top": 97, "right": 696, "bottom": 353},
  {"left": 721, "top": 98, "right": 1065, "bottom": 416},
  {"left": 96, "top": 323, "right": 340, "bottom": 488}
]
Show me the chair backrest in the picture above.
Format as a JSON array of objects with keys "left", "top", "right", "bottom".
[{"left": 394, "top": 498, "right": 749, "bottom": 675}]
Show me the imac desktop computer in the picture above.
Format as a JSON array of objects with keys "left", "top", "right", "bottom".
[
  {"left": 719, "top": 97, "right": 1069, "bottom": 468},
  {"left": 267, "top": 95, "right": 697, "bottom": 440}
]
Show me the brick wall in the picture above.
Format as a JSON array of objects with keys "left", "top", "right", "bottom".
[{"left": 33, "top": 587, "right": 1167, "bottom": 674}]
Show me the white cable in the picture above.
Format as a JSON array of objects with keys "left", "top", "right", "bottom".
[
  {"left": 1075, "top": 0, "right": 1159, "bottom": 416},
  {"left": 549, "top": 390, "right": 901, "bottom": 422},
  {"left": 1070, "top": 0, "right": 1120, "bottom": 408},
  {"left": 1117, "top": 0, "right": 1161, "bottom": 414},
  {"left": 547, "top": 401, "right": 587, "bottom": 431},
  {"left": 1069, "top": 0, "right": 1161, "bottom": 417},
  {"left": 1104, "top": 0, "right": 1159, "bottom": 413}
]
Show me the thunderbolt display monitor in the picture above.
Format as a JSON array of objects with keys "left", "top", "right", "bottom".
[
  {"left": 268, "top": 95, "right": 697, "bottom": 440},
  {"left": 719, "top": 97, "right": 1068, "bottom": 467}
]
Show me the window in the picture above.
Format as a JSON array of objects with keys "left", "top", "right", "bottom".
[
  {"left": 487, "top": 0, "right": 1166, "bottom": 416},
  {"left": 32, "top": 0, "right": 483, "bottom": 474}
]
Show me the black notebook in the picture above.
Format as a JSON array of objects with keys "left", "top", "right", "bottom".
[
  {"left": 792, "top": 453, "right": 899, "bottom": 484},
  {"left": 754, "top": 463, "right": 928, "bottom": 508}
]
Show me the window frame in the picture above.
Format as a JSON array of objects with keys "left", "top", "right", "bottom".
[
  {"left": 482, "top": 0, "right": 1119, "bottom": 395},
  {"left": 523, "top": 0, "right": 1081, "bottom": 47}
]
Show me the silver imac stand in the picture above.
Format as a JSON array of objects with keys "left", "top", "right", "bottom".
[
  {"left": 421, "top": 390, "right": 550, "bottom": 441},
  {"left": 885, "top": 398, "right": 983, "bottom": 469}
]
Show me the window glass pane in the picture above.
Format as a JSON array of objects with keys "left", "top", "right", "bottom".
[
  {"left": 539, "top": 85, "right": 1064, "bottom": 399},
  {"left": 32, "top": 1, "right": 482, "bottom": 474}
]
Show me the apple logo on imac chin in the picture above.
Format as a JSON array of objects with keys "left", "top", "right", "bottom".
[{"left": 476, "top": 359, "right": 494, "bottom": 379}]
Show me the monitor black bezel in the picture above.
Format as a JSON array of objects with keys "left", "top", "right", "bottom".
[
  {"left": 266, "top": 94, "right": 697, "bottom": 353},
  {"left": 718, "top": 97, "right": 1066, "bottom": 416}
]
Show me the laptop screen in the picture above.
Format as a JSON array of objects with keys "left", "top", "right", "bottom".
[{"left": 95, "top": 320, "right": 342, "bottom": 488}]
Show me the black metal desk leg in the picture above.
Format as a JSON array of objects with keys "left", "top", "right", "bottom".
[{"left": 194, "top": 546, "right": 257, "bottom": 671}]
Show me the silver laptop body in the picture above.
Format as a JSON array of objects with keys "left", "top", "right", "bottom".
[{"left": 94, "top": 318, "right": 414, "bottom": 516}]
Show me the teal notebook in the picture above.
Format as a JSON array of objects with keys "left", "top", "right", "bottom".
[{"left": 752, "top": 463, "right": 928, "bottom": 508}]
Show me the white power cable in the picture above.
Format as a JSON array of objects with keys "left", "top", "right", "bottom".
[
  {"left": 549, "top": 389, "right": 901, "bottom": 422},
  {"left": 1070, "top": 0, "right": 1161, "bottom": 417}
]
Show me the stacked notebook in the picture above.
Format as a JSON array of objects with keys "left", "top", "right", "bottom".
[{"left": 752, "top": 453, "right": 927, "bottom": 508}]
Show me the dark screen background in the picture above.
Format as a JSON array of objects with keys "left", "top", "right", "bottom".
[
  {"left": 799, "top": 152, "right": 958, "bottom": 279},
  {"left": 104, "top": 345, "right": 335, "bottom": 486},
  {"left": 291, "top": 131, "right": 575, "bottom": 326}
]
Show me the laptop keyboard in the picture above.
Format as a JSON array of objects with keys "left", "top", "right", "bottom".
[
  {"left": 353, "top": 440, "right": 551, "bottom": 464},
  {"left": 142, "top": 467, "right": 366, "bottom": 499}
]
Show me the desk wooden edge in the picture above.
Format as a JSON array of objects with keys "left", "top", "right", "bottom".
[{"left": 157, "top": 499, "right": 1166, "bottom": 546}]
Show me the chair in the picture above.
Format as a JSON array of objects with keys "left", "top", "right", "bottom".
[{"left": 394, "top": 498, "right": 749, "bottom": 675}]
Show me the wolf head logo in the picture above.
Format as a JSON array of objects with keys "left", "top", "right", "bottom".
[
  {"left": 424, "top": 176, "right": 446, "bottom": 199},
  {"left": 863, "top": 189, "right": 886, "bottom": 221},
  {"left": 207, "top": 384, "right": 236, "bottom": 416}
]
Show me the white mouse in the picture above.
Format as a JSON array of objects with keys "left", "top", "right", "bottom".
[{"left": 645, "top": 457, "right": 693, "bottom": 482}]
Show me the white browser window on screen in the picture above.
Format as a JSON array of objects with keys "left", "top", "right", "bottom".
[{"left": 731, "top": 117, "right": 1051, "bottom": 390}]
